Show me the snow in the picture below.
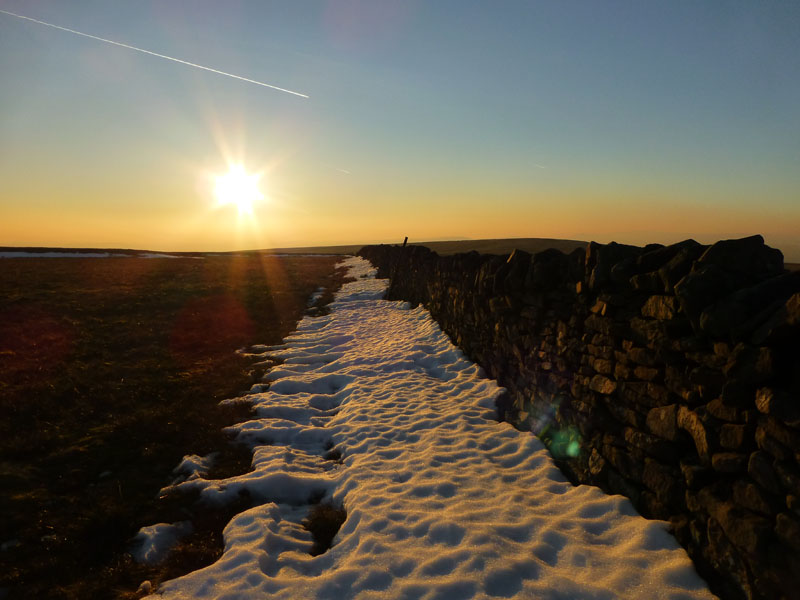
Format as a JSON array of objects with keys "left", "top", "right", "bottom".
[
  {"left": 308, "top": 286, "right": 326, "bottom": 307},
  {"left": 132, "top": 522, "right": 193, "bottom": 565},
  {"left": 152, "top": 256, "right": 715, "bottom": 599},
  {"left": 171, "top": 453, "right": 217, "bottom": 484}
]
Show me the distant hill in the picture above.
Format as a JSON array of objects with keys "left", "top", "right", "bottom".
[
  {"left": 3, "top": 239, "right": 797, "bottom": 269},
  {"left": 260, "top": 238, "right": 589, "bottom": 257}
]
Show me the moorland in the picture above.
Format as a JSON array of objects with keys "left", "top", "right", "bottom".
[{"left": 0, "top": 254, "right": 347, "bottom": 598}]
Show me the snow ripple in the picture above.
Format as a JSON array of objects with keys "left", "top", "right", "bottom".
[{"left": 154, "top": 256, "right": 714, "bottom": 599}]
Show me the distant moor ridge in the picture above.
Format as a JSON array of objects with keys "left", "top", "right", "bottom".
[{"left": 359, "top": 235, "right": 800, "bottom": 600}]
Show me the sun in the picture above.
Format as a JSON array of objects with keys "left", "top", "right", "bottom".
[{"left": 214, "top": 165, "right": 264, "bottom": 214}]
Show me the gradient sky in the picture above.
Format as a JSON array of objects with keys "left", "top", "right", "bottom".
[{"left": 1, "top": 1, "right": 798, "bottom": 257}]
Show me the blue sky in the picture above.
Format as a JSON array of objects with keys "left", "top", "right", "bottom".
[{"left": 1, "top": 1, "right": 798, "bottom": 256}]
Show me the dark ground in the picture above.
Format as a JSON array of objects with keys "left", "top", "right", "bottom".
[{"left": 0, "top": 255, "right": 349, "bottom": 599}]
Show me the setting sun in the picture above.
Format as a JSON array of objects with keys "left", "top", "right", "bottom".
[{"left": 213, "top": 165, "right": 263, "bottom": 215}]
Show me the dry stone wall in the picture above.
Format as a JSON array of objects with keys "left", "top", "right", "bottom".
[{"left": 358, "top": 236, "right": 800, "bottom": 600}]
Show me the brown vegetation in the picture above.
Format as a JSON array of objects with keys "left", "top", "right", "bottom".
[{"left": 0, "top": 255, "right": 348, "bottom": 599}]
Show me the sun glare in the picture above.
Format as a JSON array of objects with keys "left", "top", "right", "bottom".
[{"left": 214, "top": 165, "right": 264, "bottom": 214}]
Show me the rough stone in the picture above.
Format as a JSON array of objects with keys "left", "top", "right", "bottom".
[
  {"left": 646, "top": 404, "right": 679, "bottom": 441},
  {"left": 630, "top": 272, "right": 663, "bottom": 293},
  {"left": 503, "top": 249, "right": 532, "bottom": 292},
  {"left": 681, "top": 461, "right": 713, "bottom": 490},
  {"left": 774, "top": 461, "right": 800, "bottom": 496},
  {"left": 633, "top": 365, "right": 661, "bottom": 381},
  {"left": 700, "top": 271, "right": 800, "bottom": 341},
  {"left": 711, "top": 452, "right": 748, "bottom": 473},
  {"left": 699, "top": 486, "right": 771, "bottom": 557},
  {"left": 627, "top": 346, "right": 656, "bottom": 366},
  {"left": 719, "top": 423, "right": 751, "bottom": 450},
  {"left": 674, "top": 263, "right": 740, "bottom": 324},
  {"left": 732, "top": 479, "right": 780, "bottom": 516},
  {"left": 723, "top": 344, "right": 774, "bottom": 386},
  {"left": 589, "top": 374, "right": 616, "bottom": 395},
  {"left": 602, "top": 443, "right": 644, "bottom": 481},
  {"left": 586, "top": 242, "right": 641, "bottom": 290},
  {"left": 755, "top": 424, "right": 791, "bottom": 460},
  {"left": 756, "top": 387, "right": 800, "bottom": 426},
  {"left": 705, "top": 517, "right": 756, "bottom": 599},
  {"left": 658, "top": 242, "right": 706, "bottom": 292},
  {"left": 775, "top": 512, "right": 800, "bottom": 550},
  {"left": 642, "top": 295, "right": 680, "bottom": 320},
  {"left": 694, "top": 234, "right": 783, "bottom": 283},
  {"left": 748, "top": 451, "right": 781, "bottom": 494},
  {"left": 642, "top": 459, "right": 684, "bottom": 508},
  {"left": 752, "top": 292, "right": 800, "bottom": 344},
  {"left": 622, "top": 427, "right": 679, "bottom": 462},
  {"left": 678, "top": 406, "right": 712, "bottom": 463}
]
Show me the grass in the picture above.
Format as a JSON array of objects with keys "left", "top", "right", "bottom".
[
  {"left": 303, "top": 503, "right": 348, "bottom": 557},
  {"left": 0, "top": 254, "right": 349, "bottom": 599}
]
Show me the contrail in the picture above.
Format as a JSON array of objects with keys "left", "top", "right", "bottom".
[{"left": 0, "top": 9, "right": 309, "bottom": 98}]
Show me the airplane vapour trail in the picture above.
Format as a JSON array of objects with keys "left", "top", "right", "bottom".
[{"left": 0, "top": 9, "right": 309, "bottom": 98}]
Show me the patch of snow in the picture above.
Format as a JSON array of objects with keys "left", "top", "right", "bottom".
[
  {"left": 154, "top": 256, "right": 715, "bottom": 599},
  {"left": 171, "top": 453, "right": 217, "bottom": 484},
  {"left": 307, "top": 286, "right": 326, "bottom": 307},
  {"left": 132, "top": 521, "right": 193, "bottom": 565},
  {"left": 137, "top": 581, "right": 153, "bottom": 595}
]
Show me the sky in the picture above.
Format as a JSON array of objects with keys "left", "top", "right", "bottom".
[{"left": 1, "top": 1, "right": 798, "bottom": 257}]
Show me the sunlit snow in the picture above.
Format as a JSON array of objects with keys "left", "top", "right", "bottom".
[{"left": 152, "top": 256, "right": 714, "bottom": 599}]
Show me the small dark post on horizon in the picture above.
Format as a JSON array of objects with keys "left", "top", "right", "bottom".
[{"left": 402, "top": 236, "right": 408, "bottom": 247}]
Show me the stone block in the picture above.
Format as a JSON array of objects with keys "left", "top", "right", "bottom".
[
  {"left": 589, "top": 374, "right": 617, "bottom": 395},
  {"left": 642, "top": 458, "right": 684, "bottom": 508},
  {"left": 646, "top": 404, "right": 679, "bottom": 441},
  {"left": 678, "top": 406, "right": 712, "bottom": 463},
  {"left": 755, "top": 387, "right": 800, "bottom": 426},
  {"left": 606, "top": 467, "right": 642, "bottom": 505},
  {"left": 614, "top": 363, "right": 631, "bottom": 380},
  {"left": 699, "top": 486, "right": 771, "bottom": 557},
  {"left": 627, "top": 346, "right": 656, "bottom": 366},
  {"left": 630, "top": 272, "right": 663, "bottom": 293},
  {"left": 623, "top": 427, "right": 679, "bottom": 462},
  {"left": 588, "top": 447, "right": 608, "bottom": 479},
  {"left": 748, "top": 451, "right": 781, "bottom": 494},
  {"left": 633, "top": 365, "right": 661, "bottom": 381},
  {"left": 694, "top": 234, "right": 783, "bottom": 283},
  {"left": 711, "top": 452, "right": 748, "bottom": 473},
  {"left": 776, "top": 512, "right": 800, "bottom": 550},
  {"left": 756, "top": 424, "right": 791, "bottom": 460},
  {"left": 732, "top": 479, "right": 781, "bottom": 516},
  {"left": 602, "top": 443, "right": 644, "bottom": 481},
  {"left": 658, "top": 242, "right": 705, "bottom": 292},
  {"left": 641, "top": 295, "right": 680, "bottom": 320},
  {"left": 723, "top": 343, "right": 774, "bottom": 386},
  {"left": 752, "top": 292, "right": 800, "bottom": 344},
  {"left": 774, "top": 461, "right": 800, "bottom": 496},
  {"left": 705, "top": 517, "right": 757, "bottom": 599},
  {"left": 719, "top": 423, "right": 752, "bottom": 450},
  {"left": 674, "top": 263, "right": 739, "bottom": 324}
]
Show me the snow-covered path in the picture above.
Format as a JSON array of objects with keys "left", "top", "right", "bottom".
[{"left": 155, "top": 257, "right": 714, "bottom": 599}]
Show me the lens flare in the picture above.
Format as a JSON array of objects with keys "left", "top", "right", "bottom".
[{"left": 214, "top": 165, "right": 264, "bottom": 215}]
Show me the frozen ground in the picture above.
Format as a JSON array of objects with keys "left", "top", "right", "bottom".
[{"left": 148, "top": 256, "right": 714, "bottom": 599}]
